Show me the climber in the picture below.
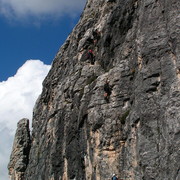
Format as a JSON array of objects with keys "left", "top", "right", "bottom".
[
  {"left": 87, "top": 49, "right": 95, "bottom": 65},
  {"left": 104, "top": 79, "right": 112, "bottom": 102},
  {"left": 112, "top": 174, "right": 118, "bottom": 180}
]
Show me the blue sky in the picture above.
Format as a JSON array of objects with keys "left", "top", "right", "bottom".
[
  {"left": 0, "top": 14, "right": 79, "bottom": 81},
  {"left": 0, "top": 0, "right": 86, "bottom": 179}
]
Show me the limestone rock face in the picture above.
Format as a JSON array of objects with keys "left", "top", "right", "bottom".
[
  {"left": 9, "top": 0, "right": 180, "bottom": 179},
  {"left": 8, "top": 119, "right": 31, "bottom": 180}
]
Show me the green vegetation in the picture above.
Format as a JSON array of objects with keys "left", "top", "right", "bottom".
[
  {"left": 79, "top": 87, "right": 85, "bottom": 99},
  {"left": 84, "top": 11, "right": 96, "bottom": 21},
  {"left": 131, "top": 68, "right": 136, "bottom": 75},
  {"left": 120, "top": 110, "right": 130, "bottom": 124},
  {"left": 86, "top": 74, "right": 98, "bottom": 85}
]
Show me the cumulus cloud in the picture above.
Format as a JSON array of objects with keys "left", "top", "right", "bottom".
[
  {"left": 0, "top": 60, "right": 50, "bottom": 180},
  {"left": 0, "top": 0, "right": 86, "bottom": 21}
]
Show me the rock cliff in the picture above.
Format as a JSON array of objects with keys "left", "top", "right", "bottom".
[{"left": 9, "top": 0, "right": 180, "bottom": 179}]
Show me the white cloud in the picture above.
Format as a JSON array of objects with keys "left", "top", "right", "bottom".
[
  {"left": 0, "top": 60, "right": 51, "bottom": 180},
  {"left": 0, "top": 0, "right": 86, "bottom": 21}
]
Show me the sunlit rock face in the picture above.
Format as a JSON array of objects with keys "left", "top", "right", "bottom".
[{"left": 9, "top": 0, "right": 180, "bottom": 179}]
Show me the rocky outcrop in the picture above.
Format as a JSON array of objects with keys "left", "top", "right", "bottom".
[
  {"left": 9, "top": 0, "right": 180, "bottom": 179},
  {"left": 8, "top": 119, "right": 31, "bottom": 180}
]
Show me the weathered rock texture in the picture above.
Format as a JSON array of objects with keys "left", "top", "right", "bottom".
[
  {"left": 8, "top": 119, "right": 31, "bottom": 180},
  {"left": 9, "top": 0, "right": 180, "bottom": 179}
]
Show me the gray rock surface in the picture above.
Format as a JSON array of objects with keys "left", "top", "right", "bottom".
[
  {"left": 9, "top": 0, "right": 180, "bottom": 179},
  {"left": 8, "top": 119, "right": 31, "bottom": 180}
]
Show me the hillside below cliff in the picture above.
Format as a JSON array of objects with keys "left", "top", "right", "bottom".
[{"left": 9, "top": 0, "right": 180, "bottom": 179}]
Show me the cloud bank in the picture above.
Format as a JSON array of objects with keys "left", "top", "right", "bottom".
[
  {"left": 0, "top": 0, "right": 86, "bottom": 21},
  {"left": 0, "top": 60, "right": 50, "bottom": 180}
]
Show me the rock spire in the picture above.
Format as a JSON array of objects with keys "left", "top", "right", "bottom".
[{"left": 8, "top": 119, "right": 31, "bottom": 180}]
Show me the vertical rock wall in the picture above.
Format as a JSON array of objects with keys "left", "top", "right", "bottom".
[{"left": 9, "top": 0, "right": 180, "bottom": 179}]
